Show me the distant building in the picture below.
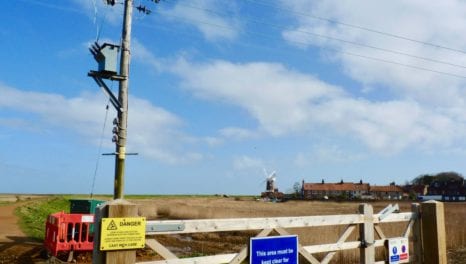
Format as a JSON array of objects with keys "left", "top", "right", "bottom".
[
  {"left": 301, "top": 180, "right": 406, "bottom": 200},
  {"left": 302, "top": 180, "right": 370, "bottom": 200},
  {"left": 369, "top": 185, "right": 404, "bottom": 200},
  {"left": 402, "top": 185, "right": 428, "bottom": 197}
]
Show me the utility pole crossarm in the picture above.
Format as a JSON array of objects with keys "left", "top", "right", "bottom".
[{"left": 88, "top": 72, "right": 123, "bottom": 113}]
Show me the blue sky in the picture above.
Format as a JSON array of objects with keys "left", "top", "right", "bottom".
[{"left": 2, "top": 0, "right": 466, "bottom": 195}]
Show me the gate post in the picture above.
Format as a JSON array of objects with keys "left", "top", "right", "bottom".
[
  {"left": 420, "top": 201, "right": 447, "bottom": 264},
  {"left": 359, "top": 203, "right": 375, "bottom": 264},
  {"left": 92, "top": 199, "right": 138, "bottom": 264},
  {"left": 411, "top": 203, "right": 423, "bottom": 264}
]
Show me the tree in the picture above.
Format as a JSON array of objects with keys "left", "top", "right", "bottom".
[
  {"left": 411, "top": 171, "right": 464, "bottom": 185},
  {"left": 293, "top": 182, "right": 302, "bottom": 198}
]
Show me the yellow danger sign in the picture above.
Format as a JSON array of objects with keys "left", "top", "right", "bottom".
[{"left": 100, "top": 217, "right": 146, "bottom": 251}]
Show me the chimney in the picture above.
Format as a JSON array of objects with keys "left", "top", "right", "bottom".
[{"left": 322, "top": 179, "right": 325, "bottom": 184}]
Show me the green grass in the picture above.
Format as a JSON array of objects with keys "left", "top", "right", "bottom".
[{"left": 15, "top": 196, "right": 70, "bottom": 240}]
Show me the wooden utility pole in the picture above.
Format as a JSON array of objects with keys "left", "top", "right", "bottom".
[{"left": 114, "top": 0, "right": 133, "bottom": 200}]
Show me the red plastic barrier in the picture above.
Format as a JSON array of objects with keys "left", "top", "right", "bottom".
[{"left": 44, "top": 212, "right": 95, "bottom": 256}]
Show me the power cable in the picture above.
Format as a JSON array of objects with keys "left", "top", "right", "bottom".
[
  {"left": 17, "top": 0, "right": 466, "bottom": 79},
  {"left": 168, "top": 0, "right": 466, "bottom": 70},
  {"left": 156, "top": 12, "right": 466, "bottom": 80},
  {"left": 90, "top": 101, "right": 111, "bottom": 198},
  {"left": 17, "top": 0, "right": 87, "bottom": 15},
  {"left": 243, "top": 0, "right": 466, "bottom": 55}
]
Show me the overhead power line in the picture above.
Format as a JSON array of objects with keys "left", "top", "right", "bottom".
[
  {"left": 243, "top": 0, "right": 466, "bottom": 55},
  {"left": 156, "top": 12, "right": 466, "bottom": 80},
  {"left": 165, "top": 0, "right": 466, "bottom": 70},
  {"left": 20, "top": 0, "right": 466, "bottom": 80}
]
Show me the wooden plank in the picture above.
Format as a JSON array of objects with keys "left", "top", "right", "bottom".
[
  {"left": 303, "top": 239, "right": 385, "bottom": 254},
  {"left": 137, "top": 253, "right": 237, "bottom": 264},
  {"left": 138, "top": 208, "right": 415, "bottom": 264},
  {"left": 359, "top": 204, "right": 375, "bottom": 264},
  {"left": 298, "top": 246, "right": 321, "bottom": 264},
  {"left": 402, "top": 219, "right": 414, "bottom": 238},
  {"left": 374, "top": 212, "right": 414, "bottom": 223},
  {"left": 275, "top": 228, "right": 320, "bottom": 264},
  {"left": 421, "top": 201, "right": 447, "bottom": 264},
  {"left": 105, "top": 199, "right": 138, "bottom": 264},
  {"left": 320, "top": 225, "right": 356, "bottom": 264},
  {"left": 145, "top": 239, "right": 178, "bottom": 260},
  {"left": 228, "top": 228, "right": 273, "bottom": 264},
  {"left": 274, "top": 227, "right": 290, "bottom": 236},
  {"left": 411, "top": 203, "right": 423, "bottom": 264},
  {"left": 146, "top": 214, "right": 364, "bottom": 235},
  {"left": 374, "top": 225, "right": 386, "bottom": 240}
]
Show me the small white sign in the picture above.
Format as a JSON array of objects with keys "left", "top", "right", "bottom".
[
  {"left": 388, "top": 237, "right": 409, "bottom": 263},
  {"left": 81, "top": 215, "right": 94, "bottom": 223}
]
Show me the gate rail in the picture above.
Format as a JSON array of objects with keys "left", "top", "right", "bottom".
[{"left": 137, "top": 203, "right": 422, "bottom": 264}]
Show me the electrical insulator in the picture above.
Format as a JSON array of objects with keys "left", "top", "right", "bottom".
[
  {"left": 106, "top": 0, "right": 115, "bottom": 6},
  {"left": 112, "top": 116, "right": 119, "bottom": 143}
]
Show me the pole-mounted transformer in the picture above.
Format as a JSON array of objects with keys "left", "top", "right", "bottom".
[{"left": 88, "top": 0, "right": 134, "bottom": 200}]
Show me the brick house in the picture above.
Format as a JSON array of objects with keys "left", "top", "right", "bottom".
[
  {"left": 369, "top": 185, "right": 404, "bottom": 200},
  {"left": 302, "top": 180, "right": 370, "bottom": 199}
]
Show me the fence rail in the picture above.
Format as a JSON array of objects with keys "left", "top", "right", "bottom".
[
  {"left": 94, "top": 201, "right": 447, "bottom": 264},
  {"left": 135, "top": 204, "right": 419, "bottom": 264}
]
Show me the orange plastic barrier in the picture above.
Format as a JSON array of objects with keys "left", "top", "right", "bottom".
[{"left": 44, "top": 212, "right": 95, "bottom": 256}]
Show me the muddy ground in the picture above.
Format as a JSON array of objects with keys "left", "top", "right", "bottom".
[{"left": 0, "top": 201, "right": 44, "bottom": 264}]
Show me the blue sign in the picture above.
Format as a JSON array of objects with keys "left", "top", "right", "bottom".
[{"left": 250, "top": 235, "right": 298, "bottom": 264}]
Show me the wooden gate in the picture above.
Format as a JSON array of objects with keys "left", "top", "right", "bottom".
[{"left": 93, "top": 201, "right": 447, "bottom": 264}]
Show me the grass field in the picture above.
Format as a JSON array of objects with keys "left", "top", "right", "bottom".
[
  {"left": 15, "top": 197, "right": 70, "bottom": 240},
  {"left": 14, "top": 196, "right": 466, "bottom": 263}
]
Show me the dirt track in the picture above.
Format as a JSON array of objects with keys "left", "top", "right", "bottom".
[{"left": 0, "top": 203, "right": 44, "bottom": 264}]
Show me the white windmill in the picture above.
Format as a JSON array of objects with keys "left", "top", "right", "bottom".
[{"left": 263, "top": 168, "right": 277, "bottom": 193}]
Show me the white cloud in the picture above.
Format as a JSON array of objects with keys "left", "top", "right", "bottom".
[
  {"left": 169, "top": 58, "right": 466, "bottom": 154},
  {"left": 172, "top": 58, "right": 343, "bottom": 136},
  {"left": 280, "top": 0, "right": 466, "bottom": 107},
  {"left": 0, "top": 118, "right": 40, "bottom": 132},
  {"left": 73, "top": 0, "right": 122, "bottom": 26},
  {"left": 219, "top": 127, "right": 258, "bottom": 140},
  {"left": 132, "top": 39, "right": 162, "bottom": 71},
  {"left": 0, "top": 84, "right": 201, "bottom": 164},
  {"left": 233, "top": 155, "right": 263, "bottom": 171},
  {"left": 295, "top": 145, "right": 364, "bottom": 167},
  {"left": 158, "top": 0, "right": 241, "bottom": 41}
]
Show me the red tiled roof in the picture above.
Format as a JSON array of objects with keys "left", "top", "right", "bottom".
[
  {"left": 303, "top": 182, "right": 405, "bottom": 193},
  {"left": 370, "top": 185, "right": 403, "bottom": 192},
  {"left": 303, "top": 183, "right": 369, "bottom": 192}
]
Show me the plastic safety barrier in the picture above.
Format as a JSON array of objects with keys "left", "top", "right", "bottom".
[{"left": 44, "top": 212, "right": 95, "bottom": 256}]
